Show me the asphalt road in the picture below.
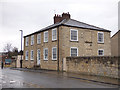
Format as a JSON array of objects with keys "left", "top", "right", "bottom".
[{"left": 1, "top": 68, "right": 118, "bottom": 88}]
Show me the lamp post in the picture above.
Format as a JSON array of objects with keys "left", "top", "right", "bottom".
[{"left": 19, "top": 30, "right": 23, "bottom": 68}]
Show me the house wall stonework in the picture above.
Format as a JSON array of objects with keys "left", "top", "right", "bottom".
[
  {"left": 58, "top": 26, "right": 111, "bottom": 70},
  {"left": 23, "top": 25, "right": 111, "bottom": 70}
]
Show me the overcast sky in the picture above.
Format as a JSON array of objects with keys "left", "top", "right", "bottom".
[{"left": 0, "top": 0, "right": 119, "bottom": 52}]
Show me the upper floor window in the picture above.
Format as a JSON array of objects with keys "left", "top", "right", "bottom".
[
  {"left": 44, "top": 48, "right": 48, "bottom": 60},
  {"left": 31, "top": 35, "right": 34, "bottom": 45},
  {"left": 44, "top": 31, "right": 48, "bottom": 42},
  {"left": 25, "top": 50, "right": 28, "bottom": 60},
  {"left": 25, "top": 37, "right": 29, "bottom": 46},
  {"left": 31, "top": 50, "right": 34, "bottom": 60},
  {"left": 70, "top": 29, "right": 78, "bottom": 41},
  {"left": 37, "top": 34, "right": 41, "bottom": 44},
  {"left": 98, "top": 49, "right": 104, "bottom": 56},
  {"left": 52, "top": 28, "right": 57, "bottom": 41},
  {"left": 70, "top": 47, "right": 78, "bottom": 57},
  {"left": 52, "top": 47, "right": 57, "bottom": 60},
  {"left": 98, "top": 32, "right": 104, "bottom": 43}
]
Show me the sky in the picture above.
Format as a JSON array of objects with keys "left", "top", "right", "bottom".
[{"left": 0, "top": 0, "right": 119, "bottom": 52}]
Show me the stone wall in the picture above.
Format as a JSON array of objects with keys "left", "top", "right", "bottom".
[{"left": 66, "top": 56, "right": 119, "bottom": 78}]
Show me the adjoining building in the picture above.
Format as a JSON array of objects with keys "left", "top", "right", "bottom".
[
  {"left": 23, "top": 12, "right": 111, "bottom": 71},
  {"left": 111, "top": 30, "right": 120, "bottom": 56}
]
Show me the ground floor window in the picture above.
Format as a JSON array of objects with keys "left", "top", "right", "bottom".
[
  {"left": 52, "top": 47, "right": 57, "bottom": 60},
  {"left": 25, "top": 50, "right": 28, "bottom": 60},
  {"left": 44, "top": 48, "right": 48, "bottom": 60},
  {"left": 31, "top": 50, "right": 34, "bottom": 60},
  {"left": 70, "top": 47, "right": 78, "bottom": 57},
  {"left": 98, "top": 49, "right": 104, "bottom": 56}
]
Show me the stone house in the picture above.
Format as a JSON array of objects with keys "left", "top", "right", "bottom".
[
  {"left": 111, "top": 30, "right": 120, "bottom": 56},
  {"left": 23, "top": 12, "right": 111, "bottom": 71}
]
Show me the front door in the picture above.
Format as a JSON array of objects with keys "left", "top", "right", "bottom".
[{"left": 37, "top": 49, "right": 40, "bottom": 65}]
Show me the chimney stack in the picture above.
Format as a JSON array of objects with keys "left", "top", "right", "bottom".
[{"left": 54, "top": 12, "right": 71, "bottom": 24}]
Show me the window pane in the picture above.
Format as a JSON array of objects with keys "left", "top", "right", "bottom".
[
  {"left": 98, "top": 50, "right": 104, "bottom": 56},
  {"left": 44, "top": 32, "right": 48, "bottom": 42},
  {"left": 26, "top": 51, "right": 28, "bottom": 60},
  {"left": 26, "top": 37, "right": 29, "bottom": 46},
  {"left": 71, "top": 48, "right": 77, "bottom": 56},
  {"left": 52, "top": 29, "right": 57, "bottom": 40},
  {"left": 31, "top": 50, "right": 34, "bottom": 60},
  {"left": 37, "top": 50, "right": 40, "bottom": 60},
  {"left": 52, "top": 48, "right": 57, "bottom": 59},
  {"left": 71, "top": 30, "right": 77, "bottom": 41},
  {"left": 44, "top": 49, "right": 48, "bottom": 60},
  {"left": 98, "top": 33, "right": 104, "bottom": 43},
  {"left": 31, "top": 35, "right": 34, "bottom": 45},
  {"left": 37, "top": 34, "right": 41, "bottom": 44}
]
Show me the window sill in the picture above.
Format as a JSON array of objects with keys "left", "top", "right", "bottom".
[
  {"left": 70, "top": 40, "right": 79, "bottom": 42},
  {"left": 43, "top": 60, "right": 48, "bottom": 61},
  {"left": 97, "top": 42, "right": 104, "bottom": 44},
  {"left": 44, "top": 42, "right": 48, "bottom": 43},
  {"left": 52, "top": 40, "right": 57, "bottom": 42},
  {"left": 52, "top": 59, "right": 57, "bottom": 61}
]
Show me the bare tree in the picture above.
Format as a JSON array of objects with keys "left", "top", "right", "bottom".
[
  {"left": 3, "top": 43, "right": 12, "bottom": 52},
  {"left": 3, "top": 43, "right": 18, "bottom": 58}
]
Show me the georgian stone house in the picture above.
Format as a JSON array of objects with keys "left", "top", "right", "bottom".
[{"left": 23, "top": 12, "right": 111, "bottom": 70}]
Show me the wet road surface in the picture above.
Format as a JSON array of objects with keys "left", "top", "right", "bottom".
[{"left": 1, "top": 68, "right": 118, "bottom": 88}]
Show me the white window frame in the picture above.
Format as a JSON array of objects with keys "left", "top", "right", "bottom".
[
  {"left": 97, "top": 32, "right": 104, "bottom": 43},
  {"left": 37, "top": 33, "right": 41, "bottom": 44},
  {"left": 31, "top": 50, "right": 34, "bottom": 60},
  {"left": 25, "top": 37, "right": 29, "bottom": 46},
  {"left": 52, "top": 47, "right": 57, "bottom": 60},
  {"left": 98, "top": 49, "right": 104, "bottom": 56},
  {"left": 70, "top": 29, "right": 78, "bottom": 41},
  {"left": 44, "top": 31, "right": 48, "bottom": 42},
  {"left": 44, "top": 48, "right": 48, "bottom": 60},
  {"left": 25, "top": 50, "right": 28, "bottom": 60},
  {"left": 37, "top": 49, "right": 40, "bottom": 61},
  {"left": 52, "top": 28, "right": 57, "bottom": 41},
  {"left": 70, "top": 47, "right": 78, "bottom": 57},
  {"left": 31, "top": 35, "right": 34, "bottom": 45}
]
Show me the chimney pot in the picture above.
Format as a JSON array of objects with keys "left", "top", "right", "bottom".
[{"left": 54, "top": 12, "right": 71, "bottom": 24}]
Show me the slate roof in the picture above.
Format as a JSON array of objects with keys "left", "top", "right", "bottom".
[{"left": 24, "top": 19, "right": 111, "bottom": 37}]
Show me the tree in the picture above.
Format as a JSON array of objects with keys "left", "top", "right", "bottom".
[
  {"left": 3, "top": 43, "right": 12, "bottom": 52},
  {"left": 3, "top": 43, "right": 18, "bottom": 58},
  {"left": 12, "top": 47, "right": 18, "bottom": 56}
]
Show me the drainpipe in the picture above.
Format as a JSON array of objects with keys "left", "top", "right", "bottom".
[{"left": 57, "top": 27, "right": 59, "bottom": 71}]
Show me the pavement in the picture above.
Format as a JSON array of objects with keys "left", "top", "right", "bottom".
[{"left": 11, "top": 67, "right": 119, "bottom": 86}]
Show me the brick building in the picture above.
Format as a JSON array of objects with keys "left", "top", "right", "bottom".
[{"left": 23, "top": 12, "right": 111, "bottom": 71}]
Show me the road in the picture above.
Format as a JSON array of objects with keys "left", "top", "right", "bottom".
[{"left": 0, "top": 68, "right": 118, "bottom": 88}]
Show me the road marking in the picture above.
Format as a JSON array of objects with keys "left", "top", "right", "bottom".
[{"left": 10, "top": 80, "right": 16, "bottom": 84}]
